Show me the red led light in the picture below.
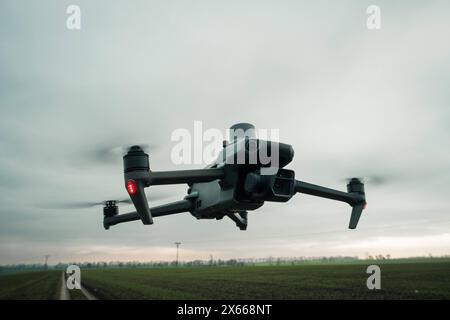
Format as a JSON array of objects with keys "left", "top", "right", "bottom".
[
  {"left": 363, "top": 203, "right": 368, "bottom": 209},
  {"left": 126, "top": 179, "right": 137, "bottom": 195}
]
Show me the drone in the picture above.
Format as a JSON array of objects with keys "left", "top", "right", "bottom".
[{"left": 100, "top": 123, "right": 367, "bottom": 231}]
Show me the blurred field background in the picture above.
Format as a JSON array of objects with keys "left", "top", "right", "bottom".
[{"left": 1, "top": 258, "right": 449, "bottom": 299}]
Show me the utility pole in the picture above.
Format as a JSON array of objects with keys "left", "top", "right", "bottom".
[
  {"left": 44, "top": 255, "right": 50, "bottom": 271},
  {"left": 174, "top": 242, "right": 181, "bottom": 267}
]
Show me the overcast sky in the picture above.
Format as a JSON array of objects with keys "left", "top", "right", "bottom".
[{"left": 1, "top": 0, "right": 449, "bottom": 264}]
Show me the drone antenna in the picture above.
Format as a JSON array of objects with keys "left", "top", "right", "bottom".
[{"left": 174, "top": 242, "right": 181, "bottom": 267}]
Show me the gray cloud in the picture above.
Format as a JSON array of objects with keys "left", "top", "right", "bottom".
[{"left": 0, "top": 0, "right": 449, "bottom": 264}]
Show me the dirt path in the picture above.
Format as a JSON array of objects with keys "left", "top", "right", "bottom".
[
  {"left": 59, "top": 272, "right": 70, "bottom": 300},
  {"left": 80, "top": 285, "right": 98, "bottom": 300},
  {"left": 59, "top": 270, "right": 98, "bottom": 300}
]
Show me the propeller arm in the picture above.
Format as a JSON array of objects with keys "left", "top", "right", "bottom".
[
  {"left": 294, "top": 179, "right": 366, "bottom": 229},
  {"left": 103, "top": 199, "right": 194, "bottom": 229},
  {"left": 294, "top": 181, "right": 363, "bottom": 205},
  {"left": 147, "top": 168, "right": 225, "bottom": 186},
  {"left": 123, "top": 145, "right": 224, "bottom": 226}
]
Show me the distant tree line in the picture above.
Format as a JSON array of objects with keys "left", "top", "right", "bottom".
[
  {"left": 55, "top": 256, "right": 363, "bottom": 269},
  {"left": 1, "top": 254, "right": 449, "bottom": 273}
]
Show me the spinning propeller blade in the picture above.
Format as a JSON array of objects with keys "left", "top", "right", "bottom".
[
  {"left": 341, "top": 175, "right": 391, "bottom": 187},
  {"left": 38, "top": 198, "right": 131, "bottom": 210},
  {"left": 90, "top": 143, "right": 157, "bottom": 165},
  {"left": 38, "top": 192, "right": 168, "bottom": 210}
]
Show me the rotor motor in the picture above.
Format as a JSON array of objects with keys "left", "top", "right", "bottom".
[
  {"left": 123, "top": 145, "right": 150, "bottom": 173},
  {"left": 347, "top": 178, "right": 365, "bottom": 195},
  {"left": 103, "top": 200, "right": 119, "bottom": 218}
]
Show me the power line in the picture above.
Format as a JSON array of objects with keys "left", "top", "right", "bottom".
[
  {"left": 44, "top": 255, "right": 50, "bottom": 271},
  {"left": 174, "top": 242, "right": 181, "bottom": 266}
]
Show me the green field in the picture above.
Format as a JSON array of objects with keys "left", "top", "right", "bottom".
[
  {"left": 0, "top": 270, "right": 61, "bottom": 300},
  {"left": 1, "top": 261, "right": 449, "bottom": 299},
  {"left": 80, "top": 261, "right": 450, "bottom": 300}
]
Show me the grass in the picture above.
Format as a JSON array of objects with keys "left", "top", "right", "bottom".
[
  {"left": 1, "top": 261, "right": 449, "bottom": 299},
  {"left": 80, "top": 261, "right": 450, "bottom": 300},
  {"left": 69, "top": 289, "right": 87, "bottom": 300},
  {"left": 0, "top": 270, "right": 61, "bottom": 300}
]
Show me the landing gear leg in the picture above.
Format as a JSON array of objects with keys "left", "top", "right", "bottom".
[{"left": 227, "top": 212, "right": 248, "bottom": 230}]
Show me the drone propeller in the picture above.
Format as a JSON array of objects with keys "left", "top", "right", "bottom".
[
  {"left": 38, "top": 198, "right": 131, "bottom": 210},
  {"left": 90, "top": 143, "right": 156, "bottom": 165},
  {"left": 341, "top": 175, "right": 391, "bottom": 187},
  {"left": 38, "top": 192, "right": 169, "bottom": 210}
]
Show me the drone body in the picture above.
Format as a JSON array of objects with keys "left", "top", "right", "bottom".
[{"left": 103, "top": 123, "right": 367, "bottom": 231}]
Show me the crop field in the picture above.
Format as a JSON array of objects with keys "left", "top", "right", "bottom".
[
  {"left": 0, "top": 270, "right": 61, "bottom": 300},
  {"left": 1, "top": 261, "right": 449, "bottom": 299},
  {"left": 81, "top": 261, "right": 450, "bottom": 300}
]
